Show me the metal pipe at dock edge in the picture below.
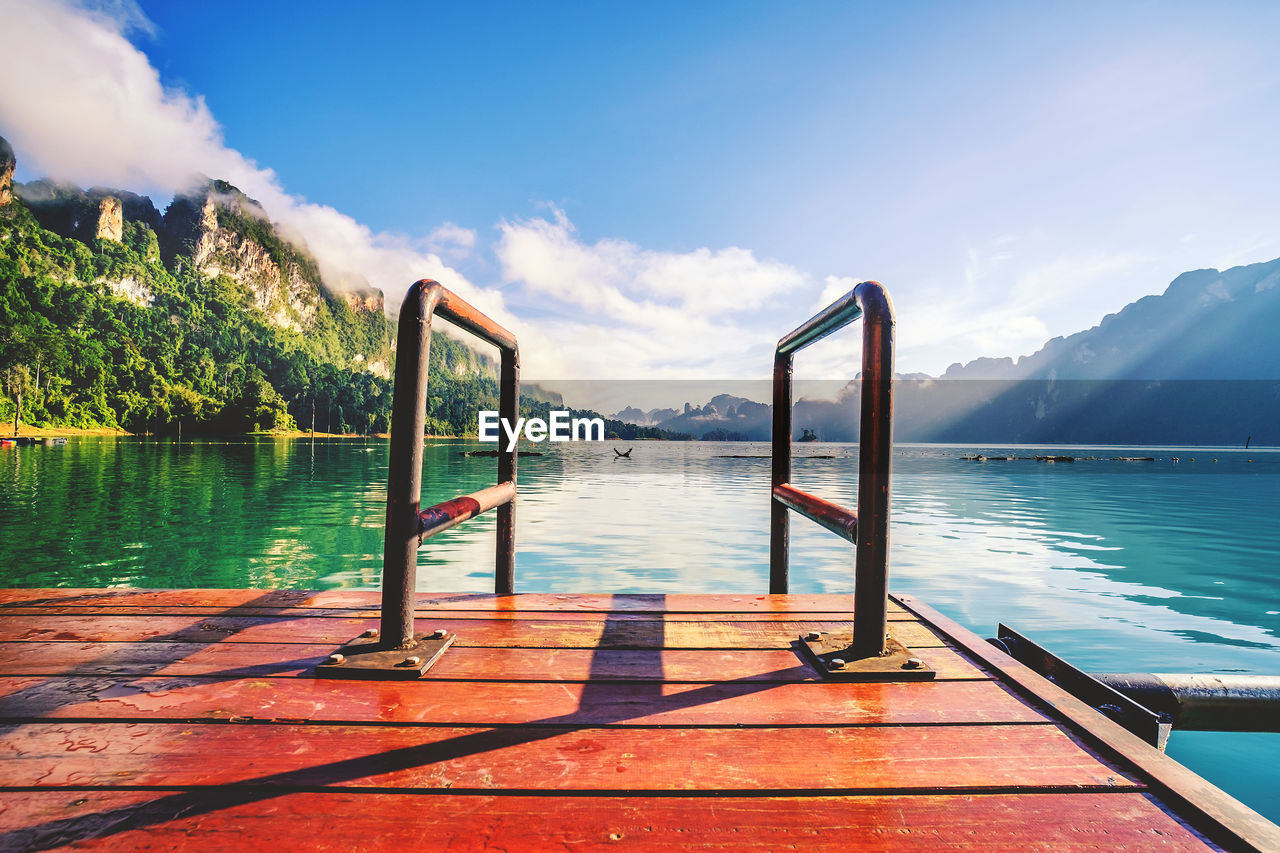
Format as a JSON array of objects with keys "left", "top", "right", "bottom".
[
  {"left": 1094, "top": 673, "right": 1280, "bottom": 733},
  {"left": 433, "top": 287, "right": 519, "bottom": 352},
  {"left": 852, "top": 282, "right": 894, "bottom": 659}
]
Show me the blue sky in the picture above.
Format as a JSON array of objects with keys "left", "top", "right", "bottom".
[{"left": 3, "top": 0, "right": 1279, "bottom": 386}]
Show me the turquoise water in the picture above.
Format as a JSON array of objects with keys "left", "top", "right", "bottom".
[{"left": 1, "top": 436, "right": 1278, "bottom": 820}]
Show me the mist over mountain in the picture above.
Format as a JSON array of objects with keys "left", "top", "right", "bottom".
[
  {"left": 942, "top": 258, "right": 1280, "bottom": 381},
  {"left": 610, "top": 259, "right": 1280, "bottom": 445}
]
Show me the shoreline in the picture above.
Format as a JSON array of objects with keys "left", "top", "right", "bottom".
[
  {"left": 0, "top": 423, "right": 129, "bottom": 437},
  {"left": 3, "top": 424, "right": 1271, "bottom": 449},
  {"left": 0, "top": 423, "right": 467, "bottom": 440}
]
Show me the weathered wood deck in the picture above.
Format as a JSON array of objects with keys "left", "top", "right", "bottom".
[{"left": 0, "top": 589, "right": 1276, "bottom": 851}]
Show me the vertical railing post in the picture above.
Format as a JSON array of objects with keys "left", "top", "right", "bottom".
[
  {"left": 380, "top": 282, "right": 440, "bottom": 648},
  {"left": 770, "top": 352, "right": 793, "bottom": 593},
  {"left": 495, "top": 345, "right": 519, "bottom": 594},
  {"left": 851, "top": 282, "right": 894, "bottom": 659},
  {"left": 321, "top": 280, "right": 519, "bottom": 680}
]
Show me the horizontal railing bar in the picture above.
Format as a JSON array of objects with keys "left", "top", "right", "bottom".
[
  {"left": 776, "top": 289, "right": 863, "bottom": 356},
  {"left": 423, "top": 281, "right": 518, "bottom": 354},
  {"left": 772, "top": 483, "right": 858, "bottom": 543},
  {"left": 418, "top": 481, "right": 516, "bottom": 541}
]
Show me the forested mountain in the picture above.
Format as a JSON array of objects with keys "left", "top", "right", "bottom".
[
  {"left": 0, "top": 135, "right": 496, "bottom": 436},
  {"left": 0, "top": 136, "right": 688, "bottom": 442}
]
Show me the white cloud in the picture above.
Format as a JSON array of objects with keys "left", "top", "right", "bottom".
[
  {"left": 0, "top": 0, "right": 817, "bottom": 381},
  {"left": 495, "top": 208, "right": 814, "bottom": 378},
  {"left": 0, "top": 0, "right": 577, "bottom": 368},
  {"left": 0, "top": 0, "right": 230, "bottom": 194},
  {"left": 893, "top": 240, "right": 1156, "bottom": 373},
  {"left": 74, "top": 0, "right": 155, "bottom": 37},
  {"left": 498, "top": 207, "right": 803, "bottom": 317},
  {"left": 426, "top": 222, "right": 477, "bottom": 260},
  {"left": 814, "top": 275, "right": 860, "bottom": 311},
  {"left": 0, "top": 0, "right": 825, "bottom": 381}
]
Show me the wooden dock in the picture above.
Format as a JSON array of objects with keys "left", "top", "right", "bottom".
[{"left": 0, "top": 588, "right": 1277, "bottom": 850}]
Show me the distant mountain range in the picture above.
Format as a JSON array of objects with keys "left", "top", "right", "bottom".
[
  {"left": 610, "top": 259, "right": 1280, "bottom": 444},
  {"left": 941, "top": 258, "right": 1280, "bottom": 381}
]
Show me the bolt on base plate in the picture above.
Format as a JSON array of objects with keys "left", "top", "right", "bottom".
[
  {"left": 314, "top": 630, "right": 454, "bottom": 680},
  {"left": 798, "top": 627, "right": 936, "bottom": 681}
]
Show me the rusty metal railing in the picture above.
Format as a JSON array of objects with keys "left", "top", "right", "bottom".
[
  {"left": 770, "top": 281, "right": 894, "bottom": 660},
  {"left": 381, "top": 280, "right": 519, "bottom": 648}
]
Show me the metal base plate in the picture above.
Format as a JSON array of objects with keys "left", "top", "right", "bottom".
[
  {"left": 799, "top": 628, "right": 936, "bottom": 681},
  {"left": 314, "top": 632, "right": 454, "bottom": 680}
]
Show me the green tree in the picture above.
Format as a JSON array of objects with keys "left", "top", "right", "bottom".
[
  {"left": 5, "top": 364, "right": 32, "bottom": 436},
  {"left": 168, "top": 384, "right": 208, "bottom": 439}
]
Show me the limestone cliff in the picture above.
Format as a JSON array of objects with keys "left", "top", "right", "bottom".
[
  {"left": 17, "top": 179, "right": 160, "bottom": 242},
  {"left": 0, "top": 135, "right": 14, "bottom": 207},
  {"left": 7, "top": 143, "right": 390, "bottom": 373},
  {"left": 163, "top": 183, "right": 324, "bottom": 332},
  {"left": 95, "top": 196, "right": 123, "bottom": 242},
  {"left": 342, "top": 288, "right": 384, "bottom": 314}
]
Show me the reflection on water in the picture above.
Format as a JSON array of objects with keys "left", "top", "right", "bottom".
[
  {"left": 1, "top": 436, "right": 1278, "bottom": 818},
  {"left": 2, "top": 438, "right": 1276, "bottom": 661}
]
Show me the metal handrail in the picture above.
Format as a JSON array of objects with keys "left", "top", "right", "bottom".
[
  {"left": 770, "top": 281, "right": 894, "bottom": 659},
  {"left": 381, "top": 280, "right": 520, "bottom": 649}
]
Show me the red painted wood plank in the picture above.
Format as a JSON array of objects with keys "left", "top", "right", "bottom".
[
  {"left": 0, "top": 605, "right": 911, "bottom": 622},
  {"left": 0, "top": 589, "right": 902, "bottom": 614},
  {"left": 0, "top": 791, "right": 1217, "bottom": 851},
  {"left": 0, "top": 722, "right": 1138, "bottom": 791},
  {"left": 0, "top": 642, "right": 987, "bottom": 681},
  {"left": 0, "top": 677, "right": 1047, "bottom": 726},
  {"left": 0, "top": 615, "right": 944, "bottom": 649},
  {"left": 0, "top": 588, "right": 314, "bottom": 607}
]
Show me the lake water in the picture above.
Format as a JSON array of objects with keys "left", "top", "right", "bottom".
[{"left": 2, "top": 436, "right": 1278, "bottom": 820}]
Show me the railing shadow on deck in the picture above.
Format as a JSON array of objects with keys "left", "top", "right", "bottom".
[{"left": 0, "top": 597, "right": 826, "bottom": 850}]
